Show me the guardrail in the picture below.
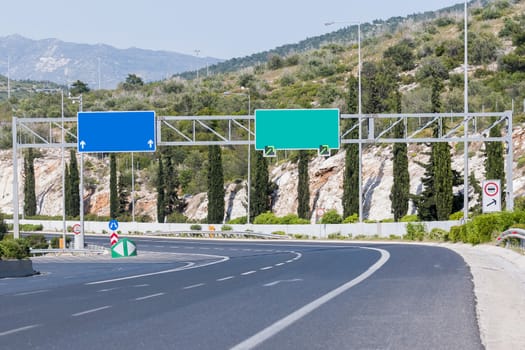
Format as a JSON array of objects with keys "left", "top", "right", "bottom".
[
  {"left": 30, "top": 244, "right": 108, "bottom": 256},
  {"left": 496, "top": 228, "right": 525, "bottom": 249},
  {"left": 147, "top": 230, "right": 290, "bottom": 240}
]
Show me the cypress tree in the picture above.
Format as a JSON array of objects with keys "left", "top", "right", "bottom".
[
  {"left": 484, "top": 121, "right": 505, "bottom": 206},
  {"left": 118, "top": 172, "right": 130, "bottom": 217},
  {"left": 64, "top": 163, "right": 71, "bottom": 217},
  {"left": 156, "top": 155, "right": 166, "bottom": 223},
  {"left": 431, "top": 77, "right": 453, "bottom": 220},
  {"left": 343, "top": 76, "right": 360, "bottom": 218},
  {"left": 297, "top": 150, "right": 310, "bottom": 219},
  {"left": 413, "top": 75, "right": 453, "bottom": 220},
  {"left": 251, "top": 151, "right": 269, "bottom": 220},
  {"left": 207, "top": 145, "right": 225, "bottom": 224},
  {"left": 165, "top": 155, "right": 181, "bottom": 216},
  {"left": 69, "top": 150, "right": 80, "bottom": 217},
  {"left": 24, "top": 148, "right": 37, "bottom": 217},
  {"left": 109, "top": 154, "right": 118, "bottom": 219},
  {"left": 390, "top": 90, "right": 410, "bottom": 221}
]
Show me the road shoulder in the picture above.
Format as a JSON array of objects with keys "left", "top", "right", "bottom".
[{"left": 443, "top": 243, "right": 525, "bottom": 350}]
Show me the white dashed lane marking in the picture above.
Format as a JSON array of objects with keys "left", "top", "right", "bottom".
[
  {"left": 72, "top": 306, "right": 112, "bottom": 317},
  {"left": 135, "top": 293, "right": 165, "bottom": 301},
  {"left": 217, "top": 276, "right": 235, "bottom": 281},
  {"left": 0, "top": 324, "right": 40, "bottom": 337},
  {"left": 183, "top": 283, "right": 205, "bottom": 290}
]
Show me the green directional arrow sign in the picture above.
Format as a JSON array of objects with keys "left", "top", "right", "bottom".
[
  {"left": 111, "top": 238, "right": 138, "bottom": 258},
  {"left": 263, "top": 145, "right": 276, "bottom": 157},
  {"left": 319, "top": 144, "right": 330, "bottom": 156}
]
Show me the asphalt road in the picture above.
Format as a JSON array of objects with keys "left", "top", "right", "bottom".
[{"left": 0, "top": 238, "right": 482, "bottom": 349}]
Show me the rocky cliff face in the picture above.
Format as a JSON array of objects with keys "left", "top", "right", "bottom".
[{"left": 1, "top": 125, "right": 524, "bottom": 221}]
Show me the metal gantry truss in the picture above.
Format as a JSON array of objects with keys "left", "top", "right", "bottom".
[{"left": 11, "top": 111, "right": 513, "bottom": 238}]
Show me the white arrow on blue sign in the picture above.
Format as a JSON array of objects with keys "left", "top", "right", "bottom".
[
  {"left": 108, "top": 219, "right": 119, "bottom": 231},
  {"left": 77, "top": 111, "right": 156, "bottom": 153}
]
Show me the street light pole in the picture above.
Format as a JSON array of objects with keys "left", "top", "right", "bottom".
[
  {"left": 325, "top": 21, "right": 362, "bottom": 221},
  {"left": 69, "top": 93, "right": 83, "bottom": 249},
  {"left": 463, "top": 0, "right": 469, "bottom": 221}
]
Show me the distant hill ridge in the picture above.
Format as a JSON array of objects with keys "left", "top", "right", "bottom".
[{"left": 0, "top": 34, "right": 221, "bottom": 89}]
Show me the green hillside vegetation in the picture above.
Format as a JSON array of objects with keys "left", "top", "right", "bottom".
[{"left": 1, "top": 0, "right": 524, "bottom": 222}]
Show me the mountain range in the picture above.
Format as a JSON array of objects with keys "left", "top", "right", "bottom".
[{"left": 0, "top": 34, "right": 222, "bottom": 89}]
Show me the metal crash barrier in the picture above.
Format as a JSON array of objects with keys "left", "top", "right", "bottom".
[{"left": 496, "top": 228, "right": 525, "bottom": 250}]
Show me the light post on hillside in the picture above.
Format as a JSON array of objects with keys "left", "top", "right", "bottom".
[
  {"left": 463, "top": 0, "right": 469, "bottom": 221},
  {"left": 224, "top": 89, "right": 251, "bottom": 224},
  {"left": 68, "top": 93, "right": 83, "bottom": 249},
  {"left": 325, "top": 20, "right": 363, "bottom": 222}
]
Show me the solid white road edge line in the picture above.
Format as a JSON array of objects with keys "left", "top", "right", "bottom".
[
  {"left": 230, "top": 247, "right": 390, "bottom": 350},
  {"left": 85, "top": 255, "right": 230, "bottom": 285}
]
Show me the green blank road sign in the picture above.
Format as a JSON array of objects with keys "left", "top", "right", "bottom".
[{"left": 255, "top": 109, "right": 340, "bottom": 150}]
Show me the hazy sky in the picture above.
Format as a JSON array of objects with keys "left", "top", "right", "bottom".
[{"left": 1, "top": 0, "right": 464, "bottom": 59}]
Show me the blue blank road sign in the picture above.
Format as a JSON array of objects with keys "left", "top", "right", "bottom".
[{"left": 77, "top": 111, "right": 156, "bottom": 153}]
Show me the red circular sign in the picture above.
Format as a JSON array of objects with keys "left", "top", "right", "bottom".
[
  {"left": 72, "top": 223, "right": 81, "bottom": 235},
  {"left": 484, "top": 182, "right": 499, "bottom": 197}
]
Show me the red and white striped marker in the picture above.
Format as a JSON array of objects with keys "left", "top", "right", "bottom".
[{"left": 110, "top": 232, "right": 119, "bottom": 246}]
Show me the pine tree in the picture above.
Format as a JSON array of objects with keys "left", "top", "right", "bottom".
[
  {"left": 390, "top": 90, "right": 410, "bottom": 221},
  {"left": 207, "top": 145, "right": 225, "bottom": 224},
  {"left": 297, "top": 151, "right": 310, "bottom": 219},
  {"left": 24, "top": 148, "right": 37, "bottom": 216},
  {"left": 69, "top": 150, "right": 80, "bottom": 217},
  {"left": 109, "top": 154, "right": 118, "bottom": 219},
  {"left": 343, "top": 76, "right": 360, "bottom": 218},
  {"left": 251, "top": 151, "right": 269, "bottom": 220},
  {"left": 484, "top": 121, "right": 505, "bottom": 206},
  {"left": 156, "top": 155, "right": 166, "bottom": 223}
]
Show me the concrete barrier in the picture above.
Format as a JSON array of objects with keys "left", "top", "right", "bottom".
[
  {"left": 10, "top": 219, "right": 463, "bottom": 239},
  {"left": 0, "top": 259, "right": 37, "bottom": 278}
]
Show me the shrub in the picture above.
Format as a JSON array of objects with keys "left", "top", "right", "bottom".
[
  {"left": 400, "top": 215, "right": 418, "bottom": 222},
  {"left": 280, "top": 214, "right": 308, "bottom": 225},
  {"left": 404, "top": 222, "right": 426, "bottom": 241},
  {"left": 343, "top": 214, "right": 359, "bottom": 223},
  {"left": 0, "top": 212, "right": 7, "bottom": 239},
  {"left": 25, "top": 234, "right": 48, "bottom": 249},
  {"left": 320, "top": 210, "right": 342, "bottom": 224},
  {"left": 327, "top": 232, "right": 347, "bottom": 240},
  {"left": 228, "top": 216, "right": 247, "bottom": 224},
  {"left": 190, "top": 224, "right": 202, "bottom": 231},
  {"left": 221, "top": 225, "right": 233, "bottom": 231},
  {"left": 271, "top": 231, "right": 286, "bottom": 236},
  {"left": 0, "top": 239, "right": 30, "bottom": 259},
  {"left": 166, "top": 212, "right": 187, "bottom": 223},
  {"left": 19, "top": 224, "right": 43, "bottom": 232},
  {"left": 253, "top": 212, "right": 280, "bottom": 224},
  {"left": 449, "top": 211, "right": 464, "bottom": 220},
  {"left": 427, "top": 228, "right": 448, "bottom": 241}
]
